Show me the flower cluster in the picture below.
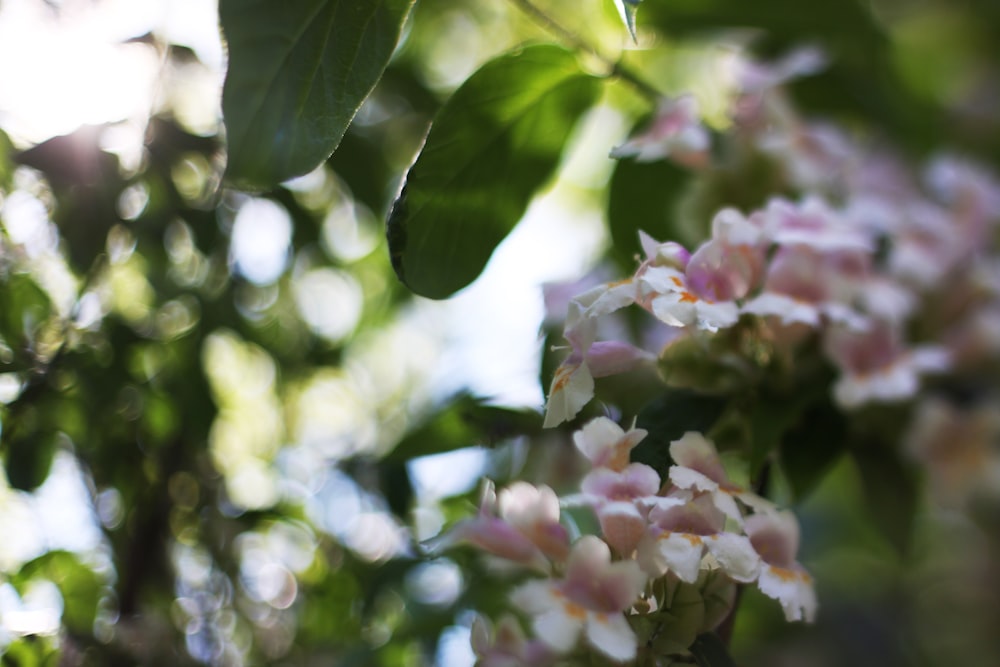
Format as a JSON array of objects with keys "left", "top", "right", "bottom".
[
  {"left": 547, "top": 50, "right": 1000, "bottom": 424},
  {"left": 442, "top": 46, "right": 1000, "bottom": 666},
  {"left": 440, "top": 418, "right": 814, "bottom": 665}
]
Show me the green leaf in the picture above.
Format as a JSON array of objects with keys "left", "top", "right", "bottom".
[
  {"left": 690, "top": 632, "right": 738, "bottom": 667},
  {"left": 2, "top": 392, "right": 61, "bottom": 492},
  {"left": 851, "top": 440, "right": 919, "bottom": 555},
  {"left": 633, "top": 388, "right": 728, "bottom": 478},
  {"left": 607, "top": 155, "right": 693, "bottom": 266},
  {"left": 650, "top": 579, "right": 706, "bottom": 655},
  {"left": 220, "top": 0, "right": 414, "bottom": 189},
  {"left": 0, "top": 128, "right": 14, "bottom": 190},
  {"left": 778, "top": 398, "right": 847, "bottom": 501},
  {"left": 1, "top": 636, "right": 59, "bottom": 667},
  {"left": 747, "top": 381, "right": 827, "bottom": 477},
  {"left": 384, "top": 393, "right": 541, "bottom": 463},
  {"left": 16, "top": 551, "right": 103, "bottom": 635},
  {"left": 387, "top": 45, "right": 601, "bottom": 299},
  {"left": 0, "top": 273, "right": 53, "bottom": 366}
]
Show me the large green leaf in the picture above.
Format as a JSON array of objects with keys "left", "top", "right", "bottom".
[
  {"left": 220, "top": 0, "right": 414, "bottom": 189},
  {"left": 632, "top": 388, "right": 728, "bottom": 478},
  {"left": 387, "top": 45, "right": 601, "bottom": 299},
  {"left": 778, "top": 398, "right": 847, "bottom": 502},
  {"left": 851, "top": 440, "right": 919, "bottom": 555},
  {"left": 691, "top": 632, "right": 738, "bottom": 667}
]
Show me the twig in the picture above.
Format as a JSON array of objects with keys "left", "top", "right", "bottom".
[{"left": 508, "top": 0, "right": 662, "bottom": 101}]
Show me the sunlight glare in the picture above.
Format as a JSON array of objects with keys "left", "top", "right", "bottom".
[{"left": 0, "top": 0, "right": 161, "bottom": 144}]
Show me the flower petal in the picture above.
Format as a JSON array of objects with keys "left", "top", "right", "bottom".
[
  {"left": 585, "top": 612, "right": 639, "bottom": 662},
  {"left": 543, "top": 359, "right": 594, "bottom": 428},
  {"left": 533, "top": 607, "right": 583, "bottom": 653},
  {"left": 705, "top": 533, "right": 761, "bottom": 583},
  {"left": 648, "top": 532, "right": 705, "bottom": 582},
  {"left": 757, "top": 564, "right": 817, "bottom": 622}
]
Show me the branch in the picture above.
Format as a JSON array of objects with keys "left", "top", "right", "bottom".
[{"left": 508, "top": 0, "right": 662, "bottom": 101}]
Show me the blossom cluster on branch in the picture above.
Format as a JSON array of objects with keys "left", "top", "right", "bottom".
[
  {"left": 441, "top": 418, "right": 813, "bottom": 665},
  {"left": 435, "top": 46, "right": 1000, "bottom": 666},
  {"left": 547, "top": 48, "right": 1000, "bottom": 427}
]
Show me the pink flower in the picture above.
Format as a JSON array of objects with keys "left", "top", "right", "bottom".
[
  {"left": 924, "top": 154, "right": 1000, "bottom": 248},
  {"left": 733, "top": 47, "right": 827, "bottom": 96},
  {"left": 729, "top": 47, "right": 826, "bottom": 130},
  {"left": 668, "top": 432, "right": 774, "bottom": 523},
  {"left": 762, "top": 196, "right": 872, "bottom": 254},
  {"left": 637, "top": 492, "right": 761, "bottom": 584},
  {"left": 741, "top": 246, "right": 870, "bottom": 329},
  {"left": 610, "top": 95, "right": 710, "bottom": 168},
  {"left": 639, "top": 265, "right": 740, "bottom": 331},
  {"left": 498, "top": 482, "right": 572, "bottom": 562},
  {"left": 905, "top": 398, "right": 1000, "bottom": 508},
  {"left": 745, "top": 511, "right": 817, "bottom": 622},
  {"left": 760, "top": 122, "right": 857, "bottom": 192},
  {"left": 572, "top": 416, "right": 648, "bottom": 471},
  {"left": 543, "top": 288, "right": 653, "bottom": 428},
  {"left": 574, "top": 463, "right": 676, "bottom": 556},
  {"left": 824, "top": 320, "right": 950, "bottom": 408},
  {"left": 510, "top": 536, "right": 647, "bottom": 662},
  {"left": 437, "top": 481, "right": 569, "bottom": 571},
  {"left": 470, "top": 614, "right": 555, "bottom": 667}
]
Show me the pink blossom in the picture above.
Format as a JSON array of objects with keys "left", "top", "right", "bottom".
[
  {"left": 905, "top": 399, "right": 1000, "bottom": 508},
  {"left": 729, "top": 47, "right": 826, "bottom": 129},
  {"left": 759, "top": 122, "right": 857, "bottom": 192},
  {"left": 762, "top": 196, "right": 872, "bottom": 253},
  {"left": 543, "top": 285, "right": 653, "bottom": 428},
  {"left": 470, "top": 614, "right": 556, "bottom": 667},
  {"left": 610, "top": 95, "right": 710, "bottom": 168},
  {"left": 639, "top": 265, "right": 740, "bottom": 331},
  {"left": 733, "top": 47, "right": 827, "bottom": 96},
  {"left": 824, "top": 320, "right": 950, "bottom": 408},
  {"left": 745, "top": 511, "right": 817, "bottom": 622},
  {"left": 572, "top": 416, "right": 648, "bottom": 471},
  {"left": 925, "top": 154, "right": 1000, "bottom": 246},
  {"left": 510, "top": 536, "right": 647, "bottom": 662},
  {"left": 438, "top": 481, "right": 569, "bottom": 571},
  {"left": 668, "top": 432, "right": 774, "bottom": 523},
  {"left": 741, "top": 246, "right": 870, "bottom": 329},
  {"left": 637, "top": 492, "right": 760, "bottom": 584},
  {"left": 573, "top": 463, "right": 677, "bottom": 556}
]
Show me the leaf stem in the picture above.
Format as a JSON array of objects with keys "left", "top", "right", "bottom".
[{"left": 507, "top": 0, "right": 662, "bottom": 101}]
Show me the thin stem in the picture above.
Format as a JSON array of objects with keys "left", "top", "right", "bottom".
[{"left": 508, "top": 0, "right": 662, "bottom": 101}]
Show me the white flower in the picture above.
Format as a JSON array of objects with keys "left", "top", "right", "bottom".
[
  {"left": 435, "top": 480, "right": 568, "bottom": 571},
  {"left": 637, "top": 493, "right": 760, "bottom": 583},
  {"left": 745, "top": 511, "right": 817, "bottom": 622},
  {"left": 610, "top": 95, "right": 710, "bottom": 167},
  {"left": 640, "top": 266, "right": 740, "bottom": 332},
  {"left": 543, "top": 287, "right": 652, "bottom": 428},
  {"left": 572, "top": 416, "right": 648, "bottom": 471},
  {"left": 762, "top": 196, "right": 873, "bottom": 254},
  {"left": 510, "top": 536, "right": 646, "bottom": 662},
  {"left": 824, "top": 320, "right": 950, "bottom": 408},
  {"left": 572, "top": 463, "right": 677, "bottom": 556},
  {"left": 668, "top": 432, "right": 775, "bottom": 523}
]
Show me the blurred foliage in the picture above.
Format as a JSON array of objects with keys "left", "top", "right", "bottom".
[{"left": 0, "top": 0, "right": 997, "bottom": 666}]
